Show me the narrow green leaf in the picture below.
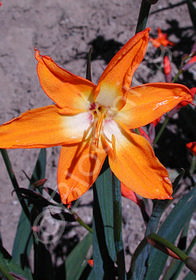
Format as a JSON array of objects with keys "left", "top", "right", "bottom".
[
  {"left": 93, "top": 166, "right": 116, "bottom": 279},
  {"left": 95, "top": 167, "right": 116, "bottom": 262},
  {"left": 92, "top": 216, "right": 104, "bottom": 279},
  {"left": 0, "top": 244, "right": 30, "bottom": 280},
  {"left": 162, "top": 258, "right": 181, "bottom": 280},
  {"left": 183, "top": 271, "right": 196, "bottom": 280},
  {"left": 66, "top": 232, "right": 93, "bottom": 280},
  {"left": 145, "top": 187, "right": 196, "bottom": 280},
  {"left": 12, "top": 149, "right": 46, "bottom": 267},
  {"left": 147, "top": 233, "right": 188, "bottom": 261},
  {"left": 87, "top": 269, "right": 94, "bottom": 280},
  {"left": 162, "top": 219, "right": 192, "bottom": 280},
  {"left": 0, "top": 262, "right": 15, "bottom": 280},
  {"left": 112, "top": 174, "right": 126, "bottom": 280},
  {"left": 129, "top": 198, "right": 170, "bottom": 279},
  {"left": 127, "top": 237, "right": 149, "bottom": 280}
]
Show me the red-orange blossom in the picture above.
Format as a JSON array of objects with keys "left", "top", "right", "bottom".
[{"left": 0, "top": 28, "right": 192, "bottom": 204}]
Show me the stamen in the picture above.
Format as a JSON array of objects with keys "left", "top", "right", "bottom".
[{"left": 96, "top": 112, "right": 104, "bottom": 147}]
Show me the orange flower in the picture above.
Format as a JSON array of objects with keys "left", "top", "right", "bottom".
[
  {"left": 186, "top": 142, "right": 196, "bottom": 156},
  {"left": 150, "top": 28, "right": 175, "bottom": 48},
  {"left": 0, "top": 28, "right": 192, "bottom": 204}
]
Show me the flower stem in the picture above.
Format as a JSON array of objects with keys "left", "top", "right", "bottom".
[
  {"left": 153, "top": 116, "right": 169, "bottom": 146},
  {"left": 70, "top": 209, "right": 93, "bottom": 233},
  {"left": 172, "top": 69, "right": 183, "bottom": 83},
  {"left": 136, "top": 0, "right": 159, "bottom": 33}
]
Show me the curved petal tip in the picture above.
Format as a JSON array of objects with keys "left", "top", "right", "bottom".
[{"left": 35, "top": 48, "right": 42, "bottom": 62}]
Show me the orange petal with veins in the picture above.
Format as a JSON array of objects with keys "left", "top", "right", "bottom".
[
  {"left": 0, "top": 105, "right": 93, "bottom": 148},
  {"left": 35, "top": 49, "right": 95, "bottom": 113},
  {"left": 95, "top": 28, "right": 150, "bottom": 108},
  {"left": 103, "top": 120, "right": 173, "bottom": 199},
  {"left": 58, "top": 143, "right": 106, "bottom": 204},
  {"left": 114, "top": 83, "right": 192, "bottom": 129}
]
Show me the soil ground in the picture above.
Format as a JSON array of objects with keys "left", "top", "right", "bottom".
[{"left": 0, "top": 0, "right": 195, "bottom": 279}]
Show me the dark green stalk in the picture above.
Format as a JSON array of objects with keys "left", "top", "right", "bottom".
[
  {"left": 153, "top": 116, "right": 169, "bottom": 146},
  {"left": 172, "top": 69, "right": 183, "bottom": 83},
  {"left": 71, "top": 209, "right": 93, "bottom": 233},
  {"left": 135, "top": 0, "right": 151, "bottom": 33},
  {"left": 86, "top": 47, "right": 92, "bottom": 81}
]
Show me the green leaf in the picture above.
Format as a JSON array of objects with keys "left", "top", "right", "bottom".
[
  {"left": 147, "top": 233, "right": 188, "bottom": 261},
  {"left": 12, "top": 149, "right": 46, "bottom": 269},
  {"left": 0, "top": 244, "right": 30, "bottom": 280},
  {"left": 112, "top": 174, "right": 126, "bottom": 280},
  {"left": 183, "top": 271, "right": 196, "bottom": 280},
  {"left": 0, "top": 262, "right": 15, "bottom": 280},
  {"left": 145, "top": 187, "right": 196, "bottom": 280},
  {"left": 92, "top": 166, "right": 116, "bottom": 279},
  {"left": 95, "top": 166, "right": 116, "bottom": 262},
  {"left": 129, "top": 198, "right": 170, "bottom": 279},
  {"left": 162, "top": 219, "right": 192, "bottom": 280},
  {"left": 65, "top": 232, "right": 93, "bottom": 280}
]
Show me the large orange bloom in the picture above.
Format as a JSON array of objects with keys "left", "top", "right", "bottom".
[{"left": 0, "top": 28, "right": 192, "bottom": 204}]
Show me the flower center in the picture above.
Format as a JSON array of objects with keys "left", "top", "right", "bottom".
[{"left": 89, "top": 102, "right": 116, "bottom": 150}]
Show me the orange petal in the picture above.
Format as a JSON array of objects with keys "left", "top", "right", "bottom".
[
  {"left": 57, "top": 143, "right": 107, "bottom": 204},
  {"left": 102, "top": 120, "right": 173, "bottom": 199},
  {"left": 35, "top": 49, "right": 95, "bottom": 113},
  {"left": 95, "top": 28, "right": 150, "bottom": 107},
  {"left": 121, "top": 183, "right": 141, "bottom": 205},
  {"left": 114, "top": 83, "right": 192, "bottom": 129},
  {"left": 0, "top": 105, "right": 93, "bottom": 148}
]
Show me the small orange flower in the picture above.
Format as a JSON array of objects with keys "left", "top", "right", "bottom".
[
  {"left": 186, "top": 142, "right": 196, "bottom": 156},
  {"left": 0, "top": 28, "right": 192, "bottom": 204},
  {"left": 150, "top": 28, "right": 175, "bottom": 48}
]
